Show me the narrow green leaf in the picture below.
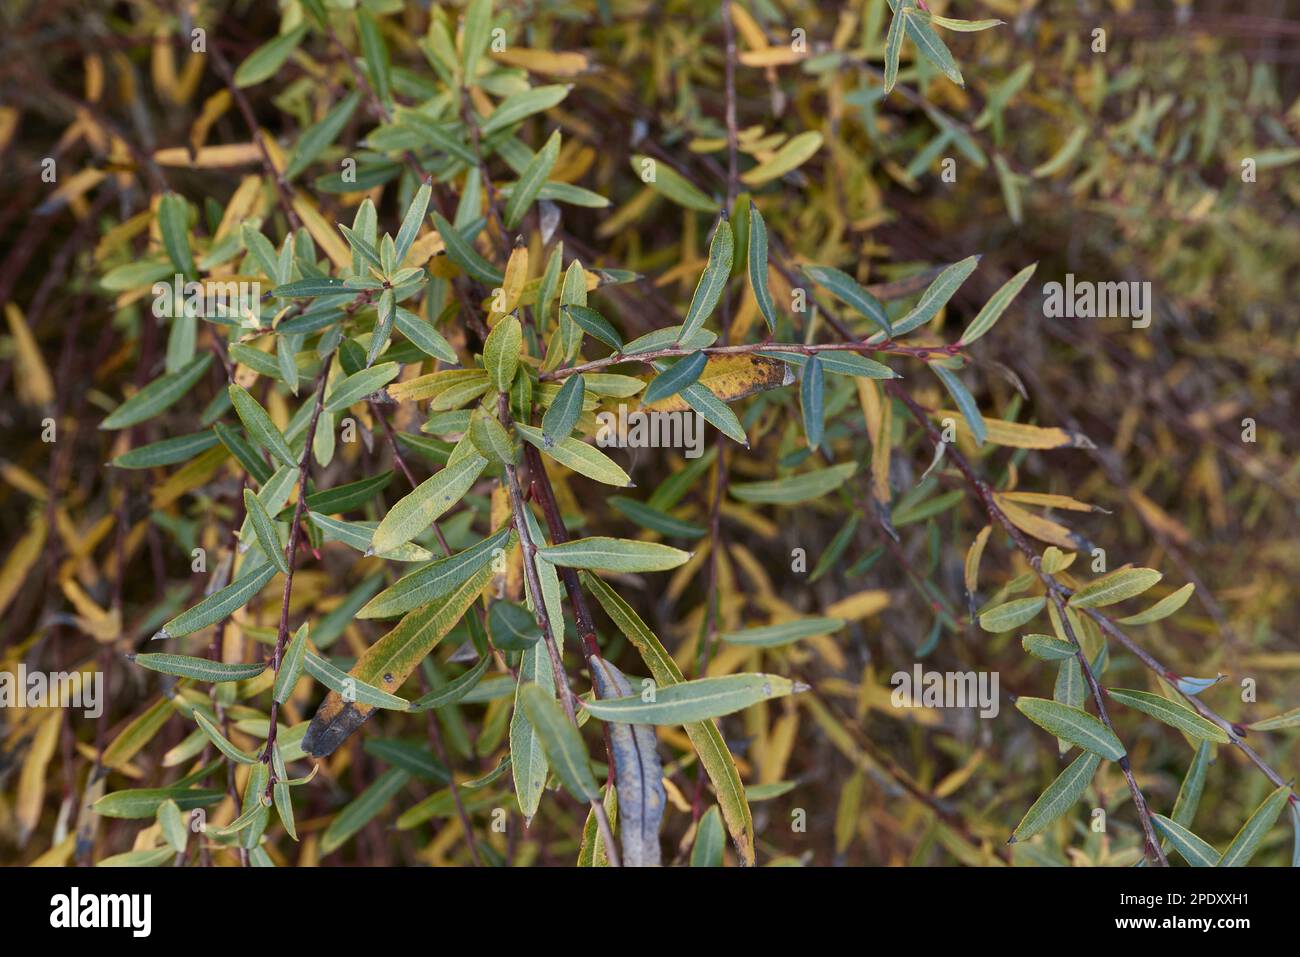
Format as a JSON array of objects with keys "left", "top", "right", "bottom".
[
  {"left": 1153, "top": 814, "right": 1219, "bottom": 867},
  {"left": 511, "top": 640, "right": 554, "bottom": 824},
  {"left": 1069, "top": 568, "right": 1163, "bottom": 608},
  {"left": 1106, "top": 688, "right": 1230, "bottom": 743},
  {"left": 320, "top": 768, "right": 410, "bottom": 855},
  {"left": 504, "top": 129, "right": 561, "bottom": 229},
  {"left": 285, "top": 90, "right": 364, "bottom": 181},
  {"left": 643, "top": 351, "right": 708, "bottom": 405},
  {"left": 359, "top": 528, "right": 513, "bottom": 619},
  {"left": 730, "top": 462, "right": 856, "bottom": 504},
  {"left": 801, "top": 355, "right": 825, "bottom": 450},
  {"left": 584, "top": 673, "right": 805, "bottom": 725},
  {"left": 101, "top": 354, "right": 212, "bottom": 430},
  {"left": 481, "top": 85, "right": 570, "bottom": 136},
  {"left": 194, "top": 710, "right": 259, "bottom": 765},
  {"left": 324, "top": 362, "right": 400, "bottom": 414},
  {"left": 1011, "top": 750, "right": 1101, "bottom": 842},
  {"left": 959, "top": 262, "right": 1037, "bottom": 344},
  {"left": 369, "top": 450, "right": 488, "bottom": 554},
  {"left": 273, "top": 623, "right": 310, "bottom": 704},
  {"left": 1218, "top": 784, "right": 1293, "bottom": 866},
  {"left": 158, "top": 193, "right": 195, "bottom": 277},
  {"left": 562, "top": 305, "right": 623, "bottom": 351},
  {"left": 153, "top": 563, "right": 278, "bottom": 641},
  {"left": 691, "top": 805, "right": 725, "bottom": 866},
  {"left": 229, "top": 384, "right": 297, "bottom": 469},
  {"left": 393, "top": 180, "right": 432, "bottom": 264},
  {"left": 243, "top": 488, "right": 289, "bottom": 574},
  {"left": 1015, "top": 697, "right": 1127, "bottom": 760},
  {"left": 680, "top": 219, "right": 734, "bottom": 340},
  {"left": 542, "top": 373, "right": 585, "bottom": 447},
  {"left": 1020, "top": 633, "right": 1076, "bottom": 661},
  {"left": 1116, "top": 582, "right": 1195, "bottom": 624},
  {"left": 483, "top": 316, "right": 522, "bottom": 393},
  {"left": 131, "top": 653, "right": 266, "bottom": 683},
  {"left": 630, "top": 154, "right": 717, "bottom": 212},
  {"left": 801, "top": 264, "right": 891, "bottom": 334},
  {"left": 234, "top": 25, "right": 308, "bottom": 88},
  {"left": 747, "top": 201, "right": 777, "bottom": 333},
  {"left": 931, "top": 363, "right": 986, "bottom": 446},
  {"left": 519, "top": 683, "right": 601, "bottom": 801},
  {"left": 516, "top": 422, "right": 632, "bottom": 486},
  {"left": 978, "top": 597, "right": 1046, "bottom": 633},
  {"left": 111, "top": 430, "right": 220, "bottom": 469},
  {"left": 431, "top": 212, "right": 503, "bottom": 285},
  {"left": 720, "top": 617, "right": 846, "bottom": 648},
  {"left": 536, "top": 536, "right": 691, "bottom": 573}
]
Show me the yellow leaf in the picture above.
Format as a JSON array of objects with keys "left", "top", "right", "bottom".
[
  {"left": 643, "top": 354, "right": 794, "bottom": 413},
  {"left": 994, "top": 495, "right": 1086, "bottom": 550},
  {"left": 825, "top": 589, "right": 890, "bottom": 621},
  {"left": 154, "top": 143, "right": 264, "bottom": 168},
  {"left": 999, "top": 491, "right": 1102, "bottom": 512},
  {"left": 738, "top": 46, "right": 807, "bottom": 67},
  {"left": 964, "top": 524, "right": 992, "bottom": 599},
  {"left": 491, "top": 48, "right": 589, "bottom": 76},
  {"left": 16, "top": 711, "right": 61, "bottom": 844},
  {"left": 740, "top": 131, "right": 823, "bottom": 186},
  {"left": 933, "top": 410, "right": 1094, "bottom": 449},
  {"left": 730, "top": 4, "right": 770, "bottom": 50},
  {"left": 291, "top": 194, "right": 352, "bottom": 270},
  {"left": 0, "top": 514, "right": 46, "bottom": 616}
]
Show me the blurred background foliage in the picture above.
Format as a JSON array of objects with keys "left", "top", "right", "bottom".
[{"left": 0, "top": 0, "right": 1297, "bottom": 866}]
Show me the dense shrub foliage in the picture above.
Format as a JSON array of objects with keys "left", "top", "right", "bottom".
[{"left": 0, "top": 0, "right": 1297, "bottom": 867}]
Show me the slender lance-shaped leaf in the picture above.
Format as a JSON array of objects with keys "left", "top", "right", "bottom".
[
  {"left": 890, "top": 255, "right": 980, "bottom": 337},
  {"left": 1218, "top": 784, "right": 1293, "bottom": 866},
  {"left": 481, "top": 85, "right": 570, "bottom": 136},
  {"left": 285, "top": 89, "right": 364, "bottom": 181},
  {"left": 483, "top": 316, "right": 522, "bottom": 393},
  {"left": 510, "top": 639, "right": 555, "bottom": 824},
  {"left": 158, "top": 193, "right": 195, "bottom": 277},
  {"left": 541, "top": 373, "right": 584, "bottom": 447},
  {"left": 302, "top": 651, "right": 410, "bottom": 710},
  {"left": 883, "top": 2, "right": 905, "bottom": 94},
  {"left": 273, "top": 623, "right": 310, "bottom": 704},
  {"left": 1010, "top": 750, "right": 1101, "bottom": 842},
  {"left": 562, "top": 305, "right": 623, "bottom": 351},
  {"left": 801, "top": 265, "right": 891, "bottom": 334},
  {"left": 515, "top": 423, "right": 632, "bottom": 486},
  {"left": 609, "top": 497, "right": 706, "bottom": 538},
  {"left": 320, "top": 768, "right": 410, "bottom": 855},
  {"left": 643, "top": 351, "right": 707, "bottom": 406},
  {"left": 359, "top": 528, "right": 514, "bottom": 619},
  {"left": 130, "top": 653, "right": 267, "bottom": 683},
  {"left": 959, "top": 262, "right": 1037, "bottom": 344},
  {"left": 233, "top": 25, "right": 308, "bottom": 87},
  {"left": 324, "top": 362, "right": 400, "bottom": 414},
  {"left": 229, "top": 384, "right": 297, "bottom": 469},
  {"left": 747, "top": 201, "right": 777, "bottom": 333},
  {"left": 583, "top": 673, "right": 807, "bottom": 725},
  {"left": 519, "top": 683, "right": 601, "bottom": 801},
  {"left": 583, "top": 572, "right": 754, "bottom": 865},
  {"left": 369, "top": 450, "right": 488, "bottom": 554},
  {"left": 243, "top": 487, "right": 288, "bottom": 574},
  {"left": 535, "top": 537, "right": 691, "bottom": 573},
  {"left": 1015, "top": 697, "right": 1127, "bottom": 760},
  {"left": 720, "top": 617, "right": 846, "bottom": 648},
  {"left": 431, "top": 212, "right": 503, "bottom": 285},
  {"left": 394, "top": 180, "right": 432, "bottom": 264},
  {"left": 193, "top": 710, "right": 259, "bottom": 765},
  {"left": 679, "top": 218, "right": 734, "bottom": 340},
  {"left": 94, "top": 787, "right": 226, "bottom": 819},
  {"left": 682, "top": 381, "right": 749, "bottom": 446},
  {"left": 101, "top": 354, "right": 212, "bottom": 430},
  {"left": 730, "top": 462, "right": 856, "bottom": 504},
  {"left": 931, "top": 364, "right": 986, "bottom": 446},
  {"left": 153, "top": 562, "right": 278, "bottom": 641},
  {"left": 1248, "top": 707, "right": 1300, "bottom": 732},
  {"left": 630, "top": 154, "right": 717, "bottom": 212},
  {"left": 1069, "top": 568, "right": 1163, "bottom": 608},
  {"left": 1117, "top": 582, "right": 1196, "bottom": 625},
  {"left": 979, "top": 596, "right": 1046, "bottom": 633},
  {"left": 801, "top": 355, "right": 825, "bottom": 450},
  {"left": 691, "top": 805, "right": 725, "bottom": 867},
  {"left": 504, "top": 129, "right": 561, "bottom": 229},
  {"left": 1105, "top": 688, "right": 1230, "bottom": 743},
  {"left": 111, "top": 430, "right": 220, "bottom": 469},
  {"left": 1152, "top": 814, "right": 1219, "bottom": 867},
  {"left": 1021, "top": 634, "right": 1078, "bottom": 661}
]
